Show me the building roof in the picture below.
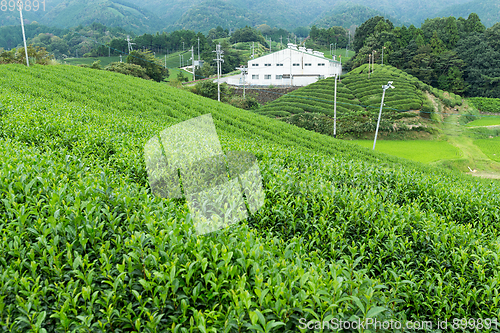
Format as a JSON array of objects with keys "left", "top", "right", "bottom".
[{"left": 248, "top": 44, "right": 341, "bottom": 64}]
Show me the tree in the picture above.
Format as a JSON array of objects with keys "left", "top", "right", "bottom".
[
  {"left": 353, "top": 16, "right": 392, "bottom": 52},
  {"left": 229, "top": 26, "right": 267, "bottom": 46},
  {"left": 0, "top": 45, "right": 53, "bottom": 65},
  {"left": 485, "top": 23, "right": 500, "bottom": 53},
  {"left": 192, "top": 80, "right": 231, "bottom": 101},
  {"left": 127, "top": 50, "right": 167, "bottom": 82},
  {"left": 444, "top": 17, "right": 459, "bottom": 49},
  {"left": 430, "top": 31, "right": 445, "bottom": 55},
  {"left": 447, "top": 66, "right": 465, "bottom": 95},
  {"left": 455, "top": 33, "right": 500, "bottom": 97},
  {"left": 105, "top": 62, "right": 150, "bottom": 79},
  {"left": 415, "top": 34, "right": 425, "bottom": 48},
  {"left": 465, "top": 13, "right": 486, "bottom": 34}
]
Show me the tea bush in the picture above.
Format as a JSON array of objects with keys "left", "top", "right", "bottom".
[{"left": 1, "top": 64, "right": 499, "bottom": 332}]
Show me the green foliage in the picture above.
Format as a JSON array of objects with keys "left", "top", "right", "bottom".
[
  {"left": 192, "top": 80, "right": 231, "bottom": 101},
  {"left": 0, "top": 45, "right": 53, "bottom": 65},
  {"left": 176, "top": 70, "right": 189, "bottom": 82},
  {"left": 314, "top": 4, "right": 402, "bottom": 29},
  {"left": 352, "top": 14, "right": 495, "bottom": 98},
  {"left": 127, "top": 50, "right": 167, "bottom": 82},
  {"left": 258, "top": 65, "right": 429, "bottom": 136},
  {"left": 90, "top": 60, "right": 102, "bottom": 69},
  {"left": 1, "top": 63, "right": 500, "bottom": 331},
  {"left": 105, "top": 62, "right": 151, "bottom": 80},
  {"left": 0, "top": 22, "right": 67, "bottom": 51},
  {"left": 228, "top": 95, "right": 260, "bottom": 110},
  {"left": 474, "top": 137, "right": 500, "bottom": 161},
  {"left": 469, "top": 97, "right": 500, "bottom": 113},
  {"left": 309, "top": 25, "right": 349, "bottom": 48},
  {"left": 229, "top": 26, "right": 268, "bottom": 47},
  {"left": 353, "top": 16, "right": 394, "bottom": 52}
]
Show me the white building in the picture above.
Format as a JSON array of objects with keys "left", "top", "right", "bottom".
[{"left": 245, "top": 43, "right": 342, "bottom": 87}]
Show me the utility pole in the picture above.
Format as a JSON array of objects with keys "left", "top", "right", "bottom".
[
  {"left": 368, "top": 54, "right": 371, "bottom": 79},
  {"left": 372, "top": 50, "right": 376, "bottom": 73},
  {"left": 334, "top": 74, "right": 338, "bottom": 138},
  {"left": 373, "top": 81, "right": 395, "bottom": 150},
  {"left": 213, "top": 44, "right": 224, "bottom": 102},
  {"left": 237, "top": 66, "right": 248, "bottom": 98},
  {"left": 191, "top": 46, "right": 195, "bottom": 80},
  {"left": 120, "top": 54, "right": 122, "bottom": 63},
  {"left": 346, "top": 31, "right": 350, "bottom": 58},
  {"left": 198, "top": 37, "right": 200, "bottom": 61},
  {"left": 18, "top": 0, "right": 29, "bottom": 67},
  {"left": 126, "top": 36, "right": 135, "bottom": 53},
  {"left": 182, "top": 42, "right": 185, "bottom": 52}
]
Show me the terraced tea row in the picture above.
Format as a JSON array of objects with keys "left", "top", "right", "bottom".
[{"left": 0, "top": 64, "right": 499, "bottom": 332}]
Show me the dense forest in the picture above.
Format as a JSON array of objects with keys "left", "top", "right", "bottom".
[{"left": 349, "top": 14, "right": 500, "bottom": 98}]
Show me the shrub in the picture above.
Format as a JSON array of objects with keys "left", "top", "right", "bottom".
[
  {"left": 192, "top": 80, "right": 232, "bottom": 102},
  {"left": 127, "top": 50, "right": 168, "bottom": 82},
  {"left": 105, "top": 62, "right": 150, "bottom": 80},
  {"left": 0, "top": 45, "right": 53, "bottom": 65},
  {"left": 228, "top": 95, "right": 260, "bottom": 110}
]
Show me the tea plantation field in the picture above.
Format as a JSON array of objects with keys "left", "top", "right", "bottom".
[
  {"left": 257, "top": 64, "right": 463, "bottom": 137},
  {"left": 1, "top": 64, "right": 500, "bottom": 332}
]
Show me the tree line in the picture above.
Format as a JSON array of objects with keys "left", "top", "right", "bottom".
[{"left": 349, "top": 14, "right": 500, "bottom": 98}]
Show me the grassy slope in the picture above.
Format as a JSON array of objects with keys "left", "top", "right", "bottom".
[
  {"left": 351, "top": 140, "right": 462, "bottom": 163},
  {"left": 1, "top": 64, "right": 500, "bottom": 331}
]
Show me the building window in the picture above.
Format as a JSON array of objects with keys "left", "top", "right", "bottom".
[
  {"left": 276, "top": 63, "right": 283, "bottom": 66},
  {"left": 305, "top": 63, "right": 312, "bottom": 66},
  {"left": 276, "top": 75, "right": 283, "bottom": 79},
  {"left": 252, "top": 64, "right": 259, "bottom": 66},
  {"left": 264, "top": 75, "right": 271, "bottom": 79},
  {"left": 318, "top": 63, "right": 325, "bottom": 66},
  {"left": 293, "top": 63, "right": 300, "bottom": 66},
  {"left": 264, "top": 63, "right": 271, "bottom": 67},
  {"left": 252, "top": 75, "right": 259, "bottom": 79}
]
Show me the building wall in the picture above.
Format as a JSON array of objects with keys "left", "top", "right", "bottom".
[{"left": 246, "top": 46, "right": 342, "bottom": 86}]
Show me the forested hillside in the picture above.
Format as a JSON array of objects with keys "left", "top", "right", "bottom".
[
  {"left": 313, "top": 3, "right": 403, "bottom": 29},
  {"left": 349, "top": 14, "right": 500, "bottom": 98},
  {"left": 1, "top": 0, "right": 488, "bottom": 34},
  {"left": 438, "top": 0, "right": 500, "bottom": 28}
]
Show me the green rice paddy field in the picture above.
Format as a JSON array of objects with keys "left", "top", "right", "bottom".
[
  {"left": 474, "top": 137, "right": 500, "bottom": 162},
  {"left": 466, "top": 116, "right": 500, "bottom": 127},
  {"left": 350, "top": 140, "right": 462, "bottom": 163}
]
